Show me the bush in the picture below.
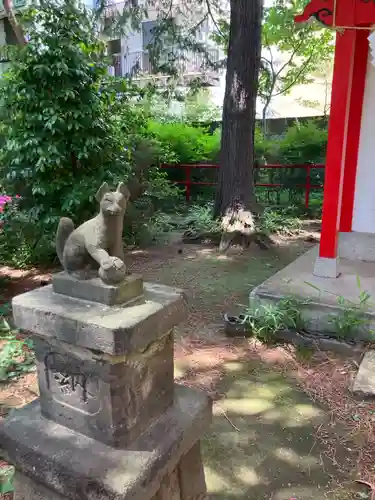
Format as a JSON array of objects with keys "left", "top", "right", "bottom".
[
  {"left": 147, "top": 120, "right": 220, "bottom": 164},
  {"left": 259, "top": 207, "right": 302, "bottom": 235},
  {"left": 253, "top": 121, "right": 327, "bottom": 208},
  {"left": 178, "top": 202, "right": 221, "bottom": 236},
  {"left": 0, "top": 0, "right": 124, "bottom": 265},
  {"left": 243, "top": 296, "right": 306, "bottom": 344},
  {"left": 129, "top": 211, "right": 176, "bottom": 246},
  {"left": 278, "top": 121, "right": 327, "bottom": 165},
  {"left": 0, "top": 0, "right": 178, "bottom": 266},
  {"left": 147, "top": 121, "right": 221, "bottom": 201},
  {"left": 145, "top": 119, "right": 327, "bottom": 207},
  {"left": 139, "top": 88, "right": 221, "bottom": 124}
]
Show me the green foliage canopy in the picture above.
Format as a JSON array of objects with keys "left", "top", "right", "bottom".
[
  {"left": 211, "top": 0, "right": 334, "bottom": 121},
  {"left": 0, "top": 0, "right": 176, "bottom": 265}
]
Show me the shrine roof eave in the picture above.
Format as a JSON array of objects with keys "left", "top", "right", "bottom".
[{"left": 295, "top": 0, "right": 375, "bottom": 29}]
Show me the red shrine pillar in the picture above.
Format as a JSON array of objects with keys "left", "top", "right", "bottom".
[
  {"left": 314, "top": 29, "right": 369, "bottom": 277},
  {"left": 339, "top": 30, "right": 369, "bottom": 233}
]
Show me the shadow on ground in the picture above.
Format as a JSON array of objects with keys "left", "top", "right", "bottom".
[
  {"left": 175, "top": 356, "right": 354, "bottom": 500},
  {"left": 129, "top": 240, "right": 315, "bottom": 340}
]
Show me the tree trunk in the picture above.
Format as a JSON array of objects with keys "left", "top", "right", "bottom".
[
  {"left": 3, "top": 0, "right": 26, "bottom": 45},
  {"left": 214, "top": 0, "right": 263, "bottom": 223}
]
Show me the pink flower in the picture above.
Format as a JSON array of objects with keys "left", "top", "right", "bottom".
[{"left": 0, "top": 194, "right": 13, "bottom": 206}]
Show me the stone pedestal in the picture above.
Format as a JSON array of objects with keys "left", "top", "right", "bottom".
[{"left": 0, "top": 274, "right": 212, "bottom": 500}]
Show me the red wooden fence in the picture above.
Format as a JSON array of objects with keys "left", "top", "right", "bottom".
[{"left": 161, "top": 163, "right": 325, "bottom": 208}]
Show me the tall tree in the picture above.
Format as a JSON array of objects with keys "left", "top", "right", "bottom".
[
  {"left": 214, "top": 0, "right": 263, "bottom": 229},
  {"left": 211, "top": 1, "right": 334, "bottom": 132}
]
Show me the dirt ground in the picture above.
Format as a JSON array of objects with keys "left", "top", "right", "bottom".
[{"left": 0, "top": 225, "right": 373, "bottom": 499}]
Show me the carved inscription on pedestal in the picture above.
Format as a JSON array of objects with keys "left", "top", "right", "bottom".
[{"left": 44, "top": 352, "right": 101, "bottom": 415}]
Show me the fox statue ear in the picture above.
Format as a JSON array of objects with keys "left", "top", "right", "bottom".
[
  {"left": 96, "top": 182, "right": 110, "bottom": 202},
  {"left": 117, "top": 182, "right": 130, "bottom": 201}
]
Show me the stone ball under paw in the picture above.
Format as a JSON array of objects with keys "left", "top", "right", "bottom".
[{"left": 99, "top": 257, "right": 126, "bottom": 284}]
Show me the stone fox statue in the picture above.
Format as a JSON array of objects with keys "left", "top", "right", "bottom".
[{"left": 56, "top": 182, "right": 130, "bottom": 284}]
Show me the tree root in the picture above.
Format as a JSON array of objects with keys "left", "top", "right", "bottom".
[
  {"left": 219, "top": 206, "right": 273, "bottom": 252},
  {"left": 219, "top": 230, "right": 273, "bottom": 252}
]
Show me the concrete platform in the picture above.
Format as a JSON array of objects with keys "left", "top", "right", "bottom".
[
  {"left": 250, "top": 246, "right": 375, "bottom": 339},
  {"left": 0, "top": 385, "right": 211, "bottom": 500}
]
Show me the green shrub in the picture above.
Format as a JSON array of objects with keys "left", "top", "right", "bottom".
[
  {"left": 243, "top": 296, "right": 307, "bottom": 344},
  {"left": 0, "top": 0, "right": 126, "bottom": 265},
  {"left": 259, "top": 207, "right": 302, "bottom": 235},
  {"left": 278, "top": 121, "right": 327, "bottom": 165},
  {"left": 133, "top": 211, "right": 176, "bottom": 246},
  {"left": 179, "top": 202, "right": 221, "bottom": 235},
  {"left": 0, "top": 0, "right": 178, "bottom": 266},
  {"left": 0, "top": 318, "right": 35, "bottom": 381},
  {"left": 253, "top": 121, "right": 327, "bottom": 208},
  {"left": 147, "top": 121, "right": 220, "bottom": 164},
  {"left": 147, "top": 121, "right": 221, "bottom": 201}
]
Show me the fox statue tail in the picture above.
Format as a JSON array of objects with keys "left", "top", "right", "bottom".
[{"left": 56, "top": 217, "right": 74, "bottom": 267}]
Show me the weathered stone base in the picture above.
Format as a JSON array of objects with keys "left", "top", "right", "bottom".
[
  {"left": 33, "top": 332, "right": 175, "bottom": 448},
  {"left": 12, "top": 282, "right": 187, "bottom": 355},
  {"left": 52, "top": 272, "right": 144, "bottom": 306},
  {"left": 313, "top": 255, "right": 339, "bottom": 278},
  {"left": 1, "top": 385, "right": 211, "bottom": 500}
]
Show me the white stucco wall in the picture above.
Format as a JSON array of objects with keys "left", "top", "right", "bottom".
[
  {"left": 0, "top": 18, "right": 5, "bottom": 45},
  {"left": 352, "top": 53, "right": 375, "bottom": 234}
]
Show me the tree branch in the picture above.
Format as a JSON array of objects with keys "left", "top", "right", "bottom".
[
  {"left": 272, "top": 54, "right": 314, "bottom": 97},
  {"left": 205, "top": 0, "right": 224, "bottom": 38},
  {"left": 273, "top": 39, "right": 304, "bottom": 79},
  {"left": 263, "top": 32, "right": 275, "bottom": 73}
]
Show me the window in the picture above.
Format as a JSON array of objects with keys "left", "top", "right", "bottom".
[
  {"left": 108, "top": 38, "right": 121, "bottom": 55},
  {"left": 142, "top": 20, "right": 157, "bottom": 50}
]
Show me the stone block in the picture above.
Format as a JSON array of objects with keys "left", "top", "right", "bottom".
[
  {"left": 157, "top": 469, "right": 181, "bottom": 500},
  {"left": 12, "top": 282, "right": 187, "bottom": 355},
  {"left": 34, "top": 332, "right": 174, "bottom": 448},
  {"left": 352, "top": 350, "right": 375, "bottom": 396},
  {"left": 52, "top": 272, "right": 144, "bottom": 306},
  {"left": 313, "top": 255, "right": 340, "bottom": 278},
  {"left": 0, "top": 385, "right": 212, "bottom": 500},
  {"left": 14, "top": 472, "right": 65, "bottom": 500},
  {"left": 178, "top": 442, "right": 207, "bottom": 499}
]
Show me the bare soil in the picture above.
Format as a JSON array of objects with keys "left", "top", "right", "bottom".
[{"left": 1, "top": 224, "right": 372, "bottom": 498}]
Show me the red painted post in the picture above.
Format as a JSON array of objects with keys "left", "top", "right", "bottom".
[
  {"left": 305, "top": 164, "right": 311, "bottom": 209},
  {"left": 185, "top": 165, "right": 191, "bottom": 203},
  {"left": 318, "top": 29, "right": 357, "bottom": 259}
]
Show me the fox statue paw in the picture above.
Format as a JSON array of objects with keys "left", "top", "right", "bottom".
[{"left": 99, "top": 257, "right": 126, "bottom": 284}]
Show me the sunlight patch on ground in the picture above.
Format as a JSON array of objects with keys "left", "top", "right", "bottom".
[
  {"left": 217, "top": 398, "right": 275, "bottom": 415},
  {"left": 273, "top": 447, "right": 320, "bottom": 470},
  {"left": 203, "top": 363, "right": 345, "bottom": 499}
]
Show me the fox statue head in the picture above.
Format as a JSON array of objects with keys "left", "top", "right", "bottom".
[{"left": 95, "top": 182, "right": 131, "bottom": 218}]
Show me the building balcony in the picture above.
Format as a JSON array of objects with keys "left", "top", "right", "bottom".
[
  {"left": 0, "top": 0, "right": 27, "bottom": 18},
  {"left": 120, "top": 48, "right": 220, "bottom": 79}
]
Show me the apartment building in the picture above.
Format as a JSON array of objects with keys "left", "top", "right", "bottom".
[
  {"left": 105, "top": 1, "right": 225, "bottom": 87},
  {"left": 0, "top": 0, "right": 95, "bottom": 76},
  {"left": 0, "top": 0, "right": 225, "bottom": 88}
]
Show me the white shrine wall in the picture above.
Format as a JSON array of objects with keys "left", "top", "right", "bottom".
[
  {"left": 339, "top": 48, "right": 375, "bottom": 261},
  {"left": 352, "top": 52, "right": 375, "bottom": 234}
]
